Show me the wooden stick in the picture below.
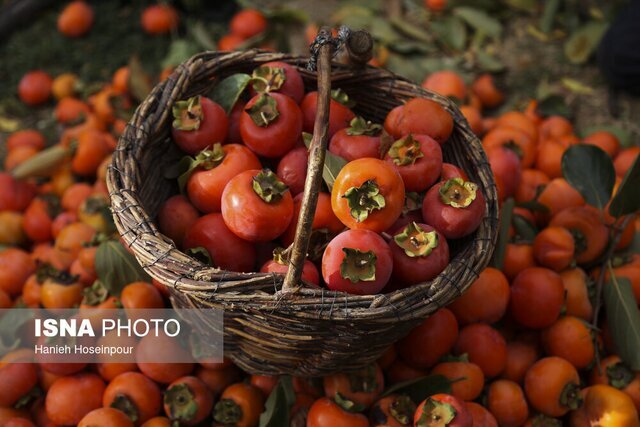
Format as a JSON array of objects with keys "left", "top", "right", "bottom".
[
  {"left": 282, "top": 30, "right": 333, "bottom": 292},
  {"left": 345, "top": 30, "right": 374, "bottom": 67}
]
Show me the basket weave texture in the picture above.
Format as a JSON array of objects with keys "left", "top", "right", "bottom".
[{"left": 107, "top": 49, "right": 499, "bottom": 376}]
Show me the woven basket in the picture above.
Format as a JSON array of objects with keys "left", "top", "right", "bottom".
[{"left": 107, "top": 48, "right": 499, "bottom": 376}]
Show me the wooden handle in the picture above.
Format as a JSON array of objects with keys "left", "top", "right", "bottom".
[{"left": 282, "top": 29, "right": 334, "bottom": 292}]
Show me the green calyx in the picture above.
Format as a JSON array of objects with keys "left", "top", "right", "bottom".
[
  {"left": 272, "top": 247, "right": 289, "bottom": 265},
  {"left": 213, "top": 398, "right": 243, "bottom": 424},
  {"left": 82, "top": 195, "right": 109, "bottom": 214},
  {"left": 531, "top": 414, "right": 563, "bottom": 427},
  {"left": 388, "top": 135, "right": 424, "bottom": 166},
  {"left": 390, "top": 395, "right": 417, "bottom": 426},
  {"left": 252, "top": 169, "right": 289, "bottom": 203},
  {"left": 403, "top": 192, "right": 423, "bottom": 215},
  {"left": 164, "top": 383, "right": 199, "bottom": 422},
  {"left": 559, "top": 382, "right": 583, "bottom": 411},
  {"left": 246, "top": 93, "right": 280, "bottom": 127},
  {"left": 251, "top": 65, "right": 286, "bottom": 93},
  {"left": 331, "top": 88, "right": 356, "bottom": 108},
  {"left": 340, "top": 248, "right": 377, "bottom": 283},
  {"left": 346, "top": 116, "right": 382, "bottom": 136},
  {"left": 606, "top": 362, "right": 635, "bottom": 389},
  {"left": 568, "top": 228, "right": 587, "bottom": 256},
  {"left": 172, "top": 96, "right": 203, "bottom": 131},
  {"left": 343, "top": 179, "right": 386, "bottom": 222},
  {"left": 193, "top": 143, "right": 226, "bottom": 170},
  {"left": 394, "top": 222, "right": 439, "bottom": 258},
  {"left": 417, "top": 399, "right": 456, "bottom": 427},
  {"left": 81, "top": 281, "right": 109, "bottom": 306},
  {"left": 110, "top": 394, "right": 140, "bottom": 423},
  {"left": 36, "top": 264, "right": 78, "bottom": 285},
  {"left": 348, "top": 364, "right": 378, "bottom": 393},
  {"left": 439, "top": 178, "right": 478, "bottom": 208},
  {"left": 334, "top": 392, "right": 366, "bottom": 413}
]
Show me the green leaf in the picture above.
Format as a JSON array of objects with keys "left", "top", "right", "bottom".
[
  {"left": 162, "top": 39, "right": 200, "bottom": 69},
  {"left": 609, "top": 156, "right": 640, "bottom": 218},
  {"left": 562, "top": 145, "right": 615, "bottom": 210},
  {"left": 512, "top": 214, "right": 538, "bottom": 242},
  {"left": 259, "top": 377, "right": 294, "bottom": 427},
  {"left": 491, "top": 198, "right": 514, "bottom": 270},
  {"left": 561, "top": 78, "right": 594, "bottom": 95},
  {"left": 381, "top": 375, "right": 452, "bottom": 403},
  {"left": 537, "top": 95, "right": 571, "bottom": 119},
  {"left": 476, "top": 50, "right": 505, "bottom": 72},
  {"left": 0, "top": 308, "right": 34, "bottom": 356},
  {"left": 504, "top": 0, "right": 537, "bottom": 13},
  {"left": 581, "top": 125, "right": 632, "bottom": 148},
  {"left": 539, "top": 0, "right": 560, "bottom": 33},
  {"left": 95, "top": 240, "right": 151, "bottom": 297},
  {"left": 266, "top": 7, "right": 309, "bottom": 24},
  {"left": 11, "top": 145, "right": 69, "bottom": 180},
  {"left": 190, "top": 22, "right": 217, "bottom": 50},
  {"left": 431, "top": 16, "right": 468, "bottom": 51},
  {"left": 389, "top": 16, "right": 432, "bottom": 43},
  {"left": 604, "top": 275, "right": 640, "bottom": 370},
  {"left": 128, "top": 55, "right": 153, "bottom": 103},
  {"left": 303, "top": 132, "right": 347, "bottom": 191},
  {"left": 564, "top": 21, "right": 608, "bottom": 64},
  {"left": 210, "top": 74, "right": 252, "bottom": 114},
  {"left": 453, "top": 7, "right": 502, "bottom": 38}
]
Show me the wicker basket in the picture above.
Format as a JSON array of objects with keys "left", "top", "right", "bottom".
[{"left": 107, "top": 47, "right": 499, "bottom": 376}]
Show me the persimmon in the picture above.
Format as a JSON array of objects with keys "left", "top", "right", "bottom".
[
  {"left": 542, "top": 316, "right": 595, "bottom": 370},
  {"left": 230, "top": 9, "right": 267, "bottom": 39},
  {"left": 582, "top": 131, "right": 620, "bottom": 158},
  {"left": 0, "top": 211, "right": 27, "bottom": 245},
  {"left": 614, "top": 147, "right": 640, "bottom": 178},
  {"left": 539, "top": 116, "right": 573, "bottom": 141},
  {"left": 397, "top": 308, "right": 458, "bottom": 369},
  {"left": 52, "top": 72, "right": 79, "bottom": 99},
  {"left": 549, "top": 206, "right": 608, "bottom": 264},
  {"left": 524, "top": 357, "right": 582, "bottom": 417},
  {"left": 502, "top": 243, "right": 536, "bottom": 281},
  {"left": 18, "top": 70, "right": 52, "bottom": 106},
  {"left": 6, "top": 129, "right": 45, "bottom": 151},
  {"left": 533, "top": 226, "right": 575, "bottom": 271},
  {"left": 509, "top": 267, "right": 564, "bottom": 329},
  {"left": 536, "top": 178, "right": 585, "bottom": 224},
  {"left": 535, "top": 138, "right": 566, "bottom": 179},
  {"left": 459, "top": 105, "right": 483, "bottom": 135},
  {"left": 54, "top": 97, "right": 89, "bottom": 124},
  {"left": 78, "top": 408, "right": 133, "bottom": 427},
  {"left": 471, "top": 74, "right": 504, "bottom": 108},
  {"left": 501, "top": 340, "right": 540, "bottom": 384},
  {"left": 422, "top": 70, "right": 467, "bottom": 100},
  {"left": 496, "top": 111, "right": 538, "bottom": 142},
  {"left": 431, "top": 361, "right": 484, "bottom": 401},
  {"left": 0, "top": 248, "right": 35, "bottom": 297},
  {"left": 57, "top": 1, "right": 94, "bottom": 37},
  {"left": 465, "top": 402, "right": 498, "bottom": 427},
  {"left": 560, "top": 268, "right": 594, "bottom": 321},
  {"left": 487, "top": 380, "right": 529, "bottom": 427},
  {"left": 483, "top": 126, "right": 536, "bottom": 168},
  {"left": 455, "top": 323, "right": 507, "bottom": 378},
  {"left": 141, "top": 4, "right": 179, "bottom": 34},
  {"left": 323, "top": 364, "right": 385, "bottom": 407},
  {"left": 448, "top": 267, "right": 509, "bottom": 326},
  {"left": 45, "top": 373, "right": 106, "bottom": 425},
  {"left": 213, "top": 383, "right": 264, "bottom": 427},
  {"left": 570, "top": 385, "right": 639, "bottom": 427}
]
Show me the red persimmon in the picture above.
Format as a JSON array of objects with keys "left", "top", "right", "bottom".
[
  {"left": 384, "top": 134, "right": 443, "bottom": 192},
  {"left": 171, "top": 96, "right": 228, "bottom": 155}
]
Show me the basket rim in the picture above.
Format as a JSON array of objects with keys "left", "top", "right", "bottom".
[{"left": 107, "top": 49, "right": 499, "bottom": 321}]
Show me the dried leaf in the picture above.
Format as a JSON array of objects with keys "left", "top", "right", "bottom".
[
  {"left": 11, "top": 145, "right": 69, "bottom": 180},
  {"left": 564, "top": 21, "right": 608, "bottom": 64}
]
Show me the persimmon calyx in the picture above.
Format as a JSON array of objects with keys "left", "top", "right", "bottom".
[
  {"left": 390, "top": 395, "right": 417, "bottom": 425},
  {"left": 251, "top": 65, "right": 286, "bottom": 93},
  {"left": 340, "top": 248, "right": 377, "bottom": 283},
  {"left": 110, "top": 394, "right": 140, "bottom": 423},
  {"left": 388, "top": 135, "right": 424, "bottom": 166},
  {"left": 246, "top": 93, "right": 279, "bottom": 127},
  {"left": 346, "top": 116, "right": 382, "bottom": 136},
  {"left": 559, "top": 382, "right": 583, "bottom": 411},
  {"left": 439, "top": 178, "right": 478, "bottom": 208},
  {"left": 164, "top": 383, "right": 199, "bottom": 422},
  {"left": 331, "top": 88, "right": 356, "bottom": 108},
  {"left": 416, "top": 399, "right": 456, "bottom": 427},
  {"left": 343, "top": 179, "right": 386, "bottom": 222},
  {"left": 81, "top": 280, "right": 109, "bottom": 306},
  {"left": 194, "top": 143, "right": 225, "bottom": 170},
  {"left": 606, "top": 362, "right": 635, "bottom": 389},
  {"left": 213, "top": 399, "right": 243, "bottom": 424},
  {"left": 394, "top": 222, "right": 439, "bottom": 257},
  {"left": 172, "top": 96, "right": 203, "bottom": 131},
  {"left": 272, "top": 247, "right": 289, "bottom": 265},
  {"left": 334, "top": 392, "right": 366, "bottom": 413},
  {"left": 252, "top": 169, "right": 288, "bottom": 203}
]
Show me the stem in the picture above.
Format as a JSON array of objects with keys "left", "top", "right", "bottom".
[
  {"left": 282, "top": 29, "right": 334, "bottom": 292},
  {"left": 591, "top": 214, "right": 634, "bottom": 372}
]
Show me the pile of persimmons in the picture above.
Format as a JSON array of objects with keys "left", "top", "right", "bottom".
[{"left": 0, "top": 1, "right": 639, "bottom": 427}]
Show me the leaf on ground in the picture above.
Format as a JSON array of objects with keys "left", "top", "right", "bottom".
[
  {"left": 561, "top": 78, "right": 594, "bottom": 94},
  {"left": 562, "top": 145, "right": 615, "bottom": 210},
  {"left": 564, "top": 21, "right": 608, "bottom": 64},
  {"left": 128, "top": 56, "right": 153, "bottom": 103},
  {"left": 539, "top": 0, "right": 560, "bottom": 33},
  {"left": 95, "top": 240, "right": 151, "bottom": 297},
  {"left": 476, "top": 50, "right": 505, "bottom": 72},
  {"left": 431, "top": 16, "right": 467, "bottom": 51},
  {"left": 11, "top": 145, "right": 70, "bottom": 180},
  {"left": 190, "top": 21, "right": 217, "bottom": 50},
  {"left": 453, "top": 7, "right": 502, "bottom": 38},
  {"left": 604, "top": 275, "right": 640, "bottom": 370},
  {"left": 381, "top": 375, "right": 453, "bottom": 403},
  {"left": 162, "top": 39, "right": 200, "bottom": 69}
]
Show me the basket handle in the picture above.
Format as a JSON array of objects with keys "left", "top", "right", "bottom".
[{"left": 282, "top": 27, "right": 373, "bottom": 293}]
